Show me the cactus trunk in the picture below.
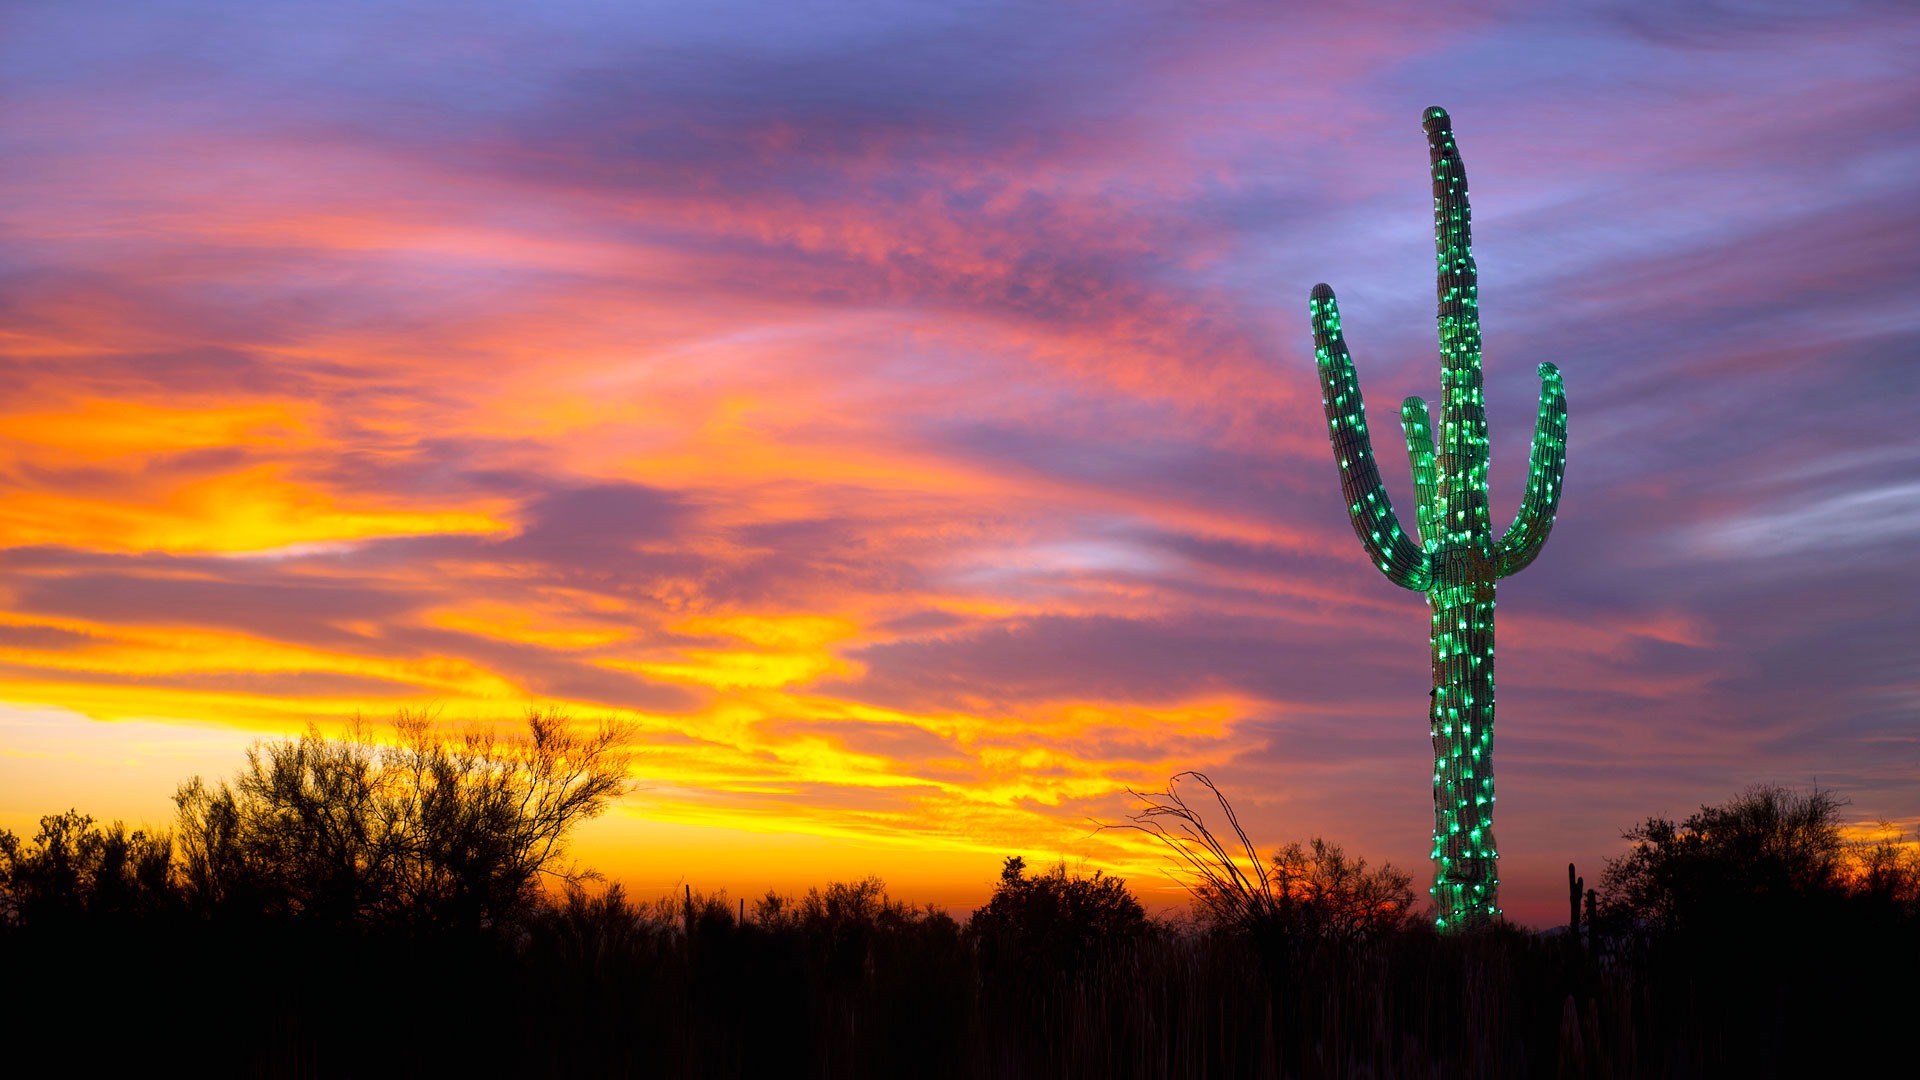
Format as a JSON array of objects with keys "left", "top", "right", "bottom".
[
  {"left": 1429, "top": 557, "right": 1497, "bottom": 925},
  {"left": 1308, "top": 107, "right": 1568, "bottom": 931}
]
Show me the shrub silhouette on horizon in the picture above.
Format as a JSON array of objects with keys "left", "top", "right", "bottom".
[
  {"left": 969, "top": 855, "right": 1147, "bottom": 971},
  {"left": 1261, "top": 838, "right": 1420, "bottom": 943},
  {"left": 1600, "top": 783, "right": 1913, "bottom": 931},
  {"left": 0, "top": 810, "right": 175, "bottom": 926},
  {"left": 750, "top": 876, "right": 943, "bottom": 935},
  {"left": 172, "top": 707, "right": 630, "bottom": 930},
  {"left": 1854, "top": 821, "right": 1920, "bottom": 918}
]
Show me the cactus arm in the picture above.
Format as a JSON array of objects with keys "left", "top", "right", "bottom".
[
  {"left": 1399, "top": 396, "right": 1441, "bottom": 550},
  {"left": 1311, "top": 283, "right": 1431, "bottom": 592},
  {"left": 1495, "top": 363, "right": 1568, "bottom": 578}
]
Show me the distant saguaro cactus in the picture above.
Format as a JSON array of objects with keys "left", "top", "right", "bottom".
[
  {"left": 1569, "top": 862, "right": 1584, "bottom": 942},
  {"left": 1307, "top": 107, "right": 1568, "bottom": 930}
]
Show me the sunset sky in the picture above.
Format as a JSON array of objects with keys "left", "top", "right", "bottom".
[{"left": 2, "top": 1, "right": 1915, "bottom": 925}]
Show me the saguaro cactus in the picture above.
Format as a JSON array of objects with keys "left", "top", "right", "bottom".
[{"left": 1307, "top": 106, "right": 1568, "bottom": 930}]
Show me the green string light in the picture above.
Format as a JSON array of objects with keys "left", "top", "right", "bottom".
[{"left": 1308, "top": 106, "right": 1570, "bottom": 931}]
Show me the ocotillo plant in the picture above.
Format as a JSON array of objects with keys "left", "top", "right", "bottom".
[{"left": 1308, "top": 106, "right": 1568, "bottom": 930}]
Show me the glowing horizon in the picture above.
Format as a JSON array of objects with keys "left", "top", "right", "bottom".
[{"left": 3, "top": 2, "right": 1917, "bottom": 924}]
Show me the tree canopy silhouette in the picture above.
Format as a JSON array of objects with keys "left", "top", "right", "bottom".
[
  {"left": 172, "top": 708, "right": 630, "bottom": 930},
  {"left": 969, "top": 856, "right": 1147, "bottom": 971},
  {"left": 0, "top": 811, "right": 175, "bottom": 926},
  {"left": 1601, "top": 784, "right": 1851, "bottom": 931}
]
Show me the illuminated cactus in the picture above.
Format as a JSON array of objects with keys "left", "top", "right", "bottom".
[{"left": 1307, "top": 106, "right": 1568, "bottom": 930}]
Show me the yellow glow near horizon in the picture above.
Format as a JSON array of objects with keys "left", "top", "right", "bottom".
[{"left": 0, "top": 692, "right": 1210, "bottom": 912}]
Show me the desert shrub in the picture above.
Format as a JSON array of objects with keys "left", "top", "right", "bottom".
[
  {"left": 0, "top": 811, "right": 175, "bottom": 925},
  {"left": 1601, "top": 784, "right": 1848, "bottom": 931},
  {"left": 172, "top": 707, "right": 629, "bottom": 931},
  {"left": 969, "top": 855, "right": 1148, "bottom": 972},
  {"left": 1265, "top": 837, "right": 1419, "bottom": 943}
]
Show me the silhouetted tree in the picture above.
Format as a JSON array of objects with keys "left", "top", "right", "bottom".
[
  {"left": 970, "top": 856, "right": 1147, "bottom": 971},
  {"left": 1265, "top": 838, "right": 1418, "bottom": 943},
  {"left": 798, "top": 876, "right": 913, "bottom": 927},
  {"left": 172, "top": 708, "right": 630, "bottom": 930},
  {"left": 533, "top": 881, "right": 669, "bottom": 972},
  {"left": 1853, "top": 822, "right": 1920, "bottom": 918},
  {"left": 753, "top": 887, "right": 797, "bottom": 928},
  {"left": 794, "top": 876, "right": 949, "bottom": 954},
  {"left": 741, "top": 877, "right": 958, "bottom": 983},
  {"left": 0, "top": 811, "right": 174, "bottom": 925},
  {"left": 1601, "top": 784, "right": 1848, "bottom": 931}
]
